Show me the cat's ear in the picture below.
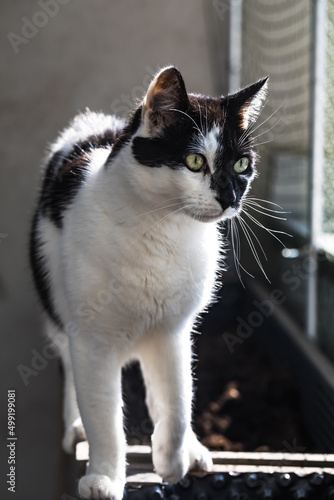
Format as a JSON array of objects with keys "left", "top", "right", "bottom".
[
  {"left": 225, "top": 77, "right": 269, "bottom": 130},
  {"left": 142, "top": 66, "right": 189, "bottom": 135}
]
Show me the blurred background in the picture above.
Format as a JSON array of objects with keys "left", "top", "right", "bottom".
[{"left": 1, "top": 0, "right": 334, "bottom": 498}]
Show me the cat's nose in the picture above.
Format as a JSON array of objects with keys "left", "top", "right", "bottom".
[{"left": 215, "top": 189, "right": 236, "bottom": 211}]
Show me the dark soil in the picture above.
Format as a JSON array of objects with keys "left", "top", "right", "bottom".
[{"left": 193, "top": 331, "right": 313, "bottom": 452}]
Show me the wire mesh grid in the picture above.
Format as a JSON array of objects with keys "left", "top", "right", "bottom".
[
  {"left": 324, "top": 0, "right": 334, "bottom": 234},
  {"left": 240, "top": 0, "right": 312, "bottom": 223},
  {"left": 239, "top": 0, "right": 334, "bottom": 358}
]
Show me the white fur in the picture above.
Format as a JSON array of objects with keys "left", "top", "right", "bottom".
[
  {"left": 38, "top": 110, "right": 230, "bottom": 500},
  {"left": 190, "top": 126, "right": 220, "bottom": 174},
  {"left": 46, "top": 112, "right": 124, "bottom": 163}
]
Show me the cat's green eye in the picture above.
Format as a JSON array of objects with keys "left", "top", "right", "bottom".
[
  {"left": 185, "top": 153, "right": 205, "bottom": 172},
  {"left": 234, "top": 157, "right": 249, "bottom": 174}
]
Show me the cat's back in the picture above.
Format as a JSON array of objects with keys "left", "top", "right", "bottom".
[
  {"left": 37, "top": 110, "right": 125, "bottom": 228},
  {"left": 52, "top": 110, "right": 124, "bottom": 154}
]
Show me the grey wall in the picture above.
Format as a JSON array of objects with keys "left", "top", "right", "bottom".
[{"left": 0, "top": 1, "right": 229, "bottom": 498}]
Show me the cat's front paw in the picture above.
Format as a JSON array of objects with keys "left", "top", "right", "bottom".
[
  {"left": 188, "top": 435, "right": 213, "bottom": 473},
  {"left": 152, "top": 427, "right": 212, "bottom": 483},
  {"left": 78, "top": 474, "right": 124, "bottom": 500},
  {"left": 151, "top": 421, "right": 188, "bottom": 482},
  {"left": 153, "top": 446, "right": 190, "bottom": 484},
  {"left": 62, "top": 417, "right": 86, "bottom": 454}
]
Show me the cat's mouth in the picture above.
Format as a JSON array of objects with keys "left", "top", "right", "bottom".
[
  {"left": 186, "top": 210, "right": 224, "bottom": 223},
  {"left": 198, "top": 212, "right": 224, "bottom": 222},
  {"left": 186, "top": 206, "right": 239, "bottom": 223}
]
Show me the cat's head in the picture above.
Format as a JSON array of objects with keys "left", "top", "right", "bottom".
[{"left": 128, "top": 66, "right": 268, "bottom": 223}]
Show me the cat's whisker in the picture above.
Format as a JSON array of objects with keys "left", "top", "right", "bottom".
[
  {"left": 223, "top": 218, "right": 231, "bottom": 240},
  {"left": 238, "top": 103, "right": 283, "bottom": 150},
  {"left": 237, "top": 135, "right": 252, "bottom": 149},
  {"left": 232, "top": 219, "right": 242, "bottom": 276},
  {"left": 250, "top": 119, "right": 281, "bottom": 143},
  {"left": 230, "top": 219, "right": 244, "bottom": 286},
  {"left": 234, "top": 219, "right": 242, "bottom": 265},
  {"left": 231, "top": 218, "right": 255, "bottom": 286},
  {"left": 238, "top": 121, "right": 255, "bottom": 144},
  {"left": 243, "top": 210, "right": 292, "bottom": 247},
  {"left": 237, "top": 126, "right": 251, "bottom": 147},
  {"left": 243, "top": 200, "right": 289, "bottom": 215},
  {"left": 239, "top": 121, "right": 280, "bottom": 150},
  {"left": 247, "top": 102, "right": 283, "bottom": 137},
  {"left": 234, "top": 224, "right": 258, "bottom": 281},
  {"left": 242, "top": 203, "right": 288, "bottom": 220},
  {"left": 169, "top": 108, "right": 205, "bottom": 140},
  {"left": 252, "top": 138, "right": 276, "bottom": 148},
  {"left": 236, "top": 215, "right": 270, "bottom": 282},
  {"left": 238, "top": 123, "right": 260, "bottom": 148},
  {"left": 245, "top": 197, "right": 284, "bottom": 210},
  {"left": 238, "top": 214, "right": 268, "bottom": 261},
  {"left": 230, "top": 219, "right": 238, "bottom": 257}
]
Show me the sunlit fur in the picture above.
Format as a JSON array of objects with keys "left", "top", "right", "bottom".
[{"left": 29, "top": 67, "right": 268, "bottom": 500}]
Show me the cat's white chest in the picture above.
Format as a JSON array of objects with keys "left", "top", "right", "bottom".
[{"left": 109, "top": 217, "right": 219, "bottom": 325}]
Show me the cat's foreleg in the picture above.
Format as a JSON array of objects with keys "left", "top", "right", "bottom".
[
  {"left": 70, "top": 337, "right": 125, "bottom": 500},
  {"left": 138, "top": 326, "right": 212, "bottom": 483}
]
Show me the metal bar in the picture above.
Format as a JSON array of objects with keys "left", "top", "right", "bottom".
[
  {"left": 75, "top": 444, "right": 334, "bottom": 498},
  {"left": 307, "top": 0, "right": 328, "bottom": 340},
  {"left": 76, "top": 442, "right": 334, "bottom": 469}
]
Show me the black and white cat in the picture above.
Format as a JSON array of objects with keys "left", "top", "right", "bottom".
[{"left": 30, "top": 67, "right": 267, "bottom": 500}]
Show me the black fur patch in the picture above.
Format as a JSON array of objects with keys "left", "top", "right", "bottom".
[
  {"left": 40, "top": 128, "right": 120, "bottom": 228},
  {"left": 106, "top": 107, "right": 142, "bottom": 164},
  {"left": 133, "top": 96, "right": 221, "bottom": 169},
  {"left": 39, "top": 149, "right": 89, "bottom": 228},
  {"left": 132, "top": 131, "right": 190, "bottom": 169},
  {"left": 29, "top": 212, "right": 64, "bottom": 329}
]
